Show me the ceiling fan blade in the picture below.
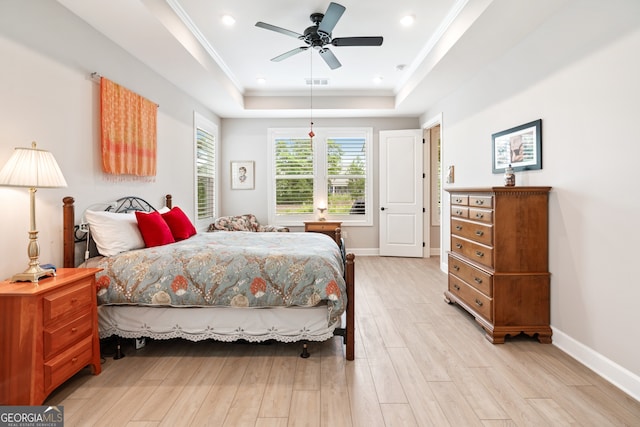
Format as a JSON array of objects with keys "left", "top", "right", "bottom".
[
  {"left": 318, "top": 48, "right": 341, "bottom": 69},
  {"left": 332, "top": 36, "right": 384, "bottom": 47},
  {"left": 255, "top": 22, "right": 303, "bottom": 39},
  {"left": 317, "top": 2, "right": 346, "bottom": 36},
  {"left": 271, "top": 46, "right": 309, "bottom": 62}
]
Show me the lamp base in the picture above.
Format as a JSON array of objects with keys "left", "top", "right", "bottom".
[{"left": 11, "top": 265, "right": 56, "bottom": 284}]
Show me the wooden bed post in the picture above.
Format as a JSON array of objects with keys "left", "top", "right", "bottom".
[
  {"left": 345, "top": 253, "right": 355, "bottom": 361},
  {"left": 63, "top": 196, "right": 75, "bottom": 268}
]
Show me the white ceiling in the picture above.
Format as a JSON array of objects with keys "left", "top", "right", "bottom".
[{"left": 56, "top": 0, "right": 569, "bottom": 119}]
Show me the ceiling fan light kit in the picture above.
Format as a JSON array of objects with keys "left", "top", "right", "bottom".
[{"left": 255, "top": 2, "right": 383, "bottom": 70}]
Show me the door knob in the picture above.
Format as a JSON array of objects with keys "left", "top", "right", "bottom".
[{"left": 380, "top": 207, "right": 385, "bottom": 211}]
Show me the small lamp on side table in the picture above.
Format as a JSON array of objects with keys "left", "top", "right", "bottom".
[
  {"left": 0, "top": 142, "right": 68, "bottom": 283},
  {"left": 317, "top": 205, "right": 327, "bottom": 221}
]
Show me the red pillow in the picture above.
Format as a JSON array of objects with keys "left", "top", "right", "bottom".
[
  {"left": 162, "top": 207, "right": 197, "bottom": 241},
  {"left": 135, "top": 211, "right": 175, "bottom": 247}
]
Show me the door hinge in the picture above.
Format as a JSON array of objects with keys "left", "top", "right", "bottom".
[
  {"left": 422, "top": 138, "right": 426, "bottom": 144},
  {"left": 422, "top": 173, "right": 426, "bottom": 178},
  {"left": 423, "top": 242, "right": 426, "bottom": 247},
  {"left": 423, "top": 207, "right": 426, "bottom": 213}
]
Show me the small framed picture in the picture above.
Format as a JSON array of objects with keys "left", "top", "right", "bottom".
[
  {"left": 492, "top": 119, "right": 542, "bottom": 173},
  {"left": 231, "top": 161, "right": 254, "bottom": 190}
]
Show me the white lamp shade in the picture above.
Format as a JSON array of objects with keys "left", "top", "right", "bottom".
[{"left": 0, "top": 143, "right": 67, "bottom": 188}]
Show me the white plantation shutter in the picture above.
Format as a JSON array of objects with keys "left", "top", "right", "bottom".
[
  {"left": 269, "top": 128, "right": 372, "bottom": 226},
  {"left": 195, "top": 113, "right": 217, "bottom": 226}
]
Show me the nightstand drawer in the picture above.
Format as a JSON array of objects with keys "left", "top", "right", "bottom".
[
  {"left": 44, "top": 335, "right": 93, "bottom": 392},
  {"left": 44, "top": 309, "right": 93, "bottom": 359},
  {"left": 307, "top": 223, "right": 338, "bottom": 232},
  {"left": 43, "top": 278, "right": 94, "bottom": 324}
]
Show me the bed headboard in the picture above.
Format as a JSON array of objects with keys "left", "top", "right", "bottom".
[{"left": 63, "top": 194, "right": 172, "bottom": 268}]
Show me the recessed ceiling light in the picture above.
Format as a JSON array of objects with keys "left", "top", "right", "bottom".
[
  {"left": 221, "top": 15, "right": 236, "bottom": 26},
  {"left": 395, "top": 64, "right": 407, "bottom": 71},
  {"left": 256, "top": 77, "right": 266, "bottom": 84},
  {"left": 400, "top": 15, "right": 415, "bottom": 27},
  {"left": 373, "top": 76, "right": 383, "bottom": 84}
]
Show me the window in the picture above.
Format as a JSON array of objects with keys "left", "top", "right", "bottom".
[
  {"left": 268, "top": 127, "right": 372, "bottom": 226},
  {"left": 194, "top": 112, "right": 218, "bottom": 230}
]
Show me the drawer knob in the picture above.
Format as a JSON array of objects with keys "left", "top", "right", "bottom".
[
  {"left": 475, "top": 230, "right": 484, "bottom": 236},
  {"left": 456, "top": 243, "right": 463, "bottom": 249},
  {"left": 71, "top": 357, "right": 78, "bottom": 363},
  {"left": 455, "top": 198, "right": 462, "bottom": 203},
  {"left": 453, "top": 284, "right": 460, "bottom": 291},
  {"left": 475, "top": 251, "right": 484, "bottom": 258},
  {"left": 71, "top": 327, "right": 78, "bottom": 333},
  {"left": 475, "top": 299, "right": 484, "bottom": 307},
  {"left": 455, "top": 225, "right": 462, "bottom": 231},
  {"left": 475, "top": 213, "right": 484, "bottom": 219},
  {"left": 455, "top": 210, "right": 462, "bottom": 215},
  {"left": 474, "top": 277, "right": 483, "bottom": 284},
  {"left": 475, "top": 200, "right": 484, "bottom": 205},
  {"left": 71, "top": 298, "right": 78, "bottom": 304},
  {"left": 453, "top": 265, "right": 460, "bottom": 271}
]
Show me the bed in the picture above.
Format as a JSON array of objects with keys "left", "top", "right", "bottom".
[{"left": 62, "top": 195, "right": 355, "bottom": 360}]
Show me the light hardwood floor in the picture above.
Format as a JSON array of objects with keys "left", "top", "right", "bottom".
[{"left": 46, "top": 256, "right": 640, "bottom": 426}]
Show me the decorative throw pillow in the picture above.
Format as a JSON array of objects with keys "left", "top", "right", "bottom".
[
  {"left": 135, "top": 211, "right": 175, "bottom": 247},
  {"left": 84, "top": 210, "right": 145, "bottom": 257},
  {"left": 161, "top": 206, "right": 197, "bottom": 241}
]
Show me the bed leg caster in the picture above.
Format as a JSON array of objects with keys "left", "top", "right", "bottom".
[
  {"left": 300, "top": 342, "right": 310, "bottom": 358},
  {"left": 114, "top": 339, "right": 125, "bottom": 360}
]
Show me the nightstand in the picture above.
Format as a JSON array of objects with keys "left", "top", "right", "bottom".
[
  {"left": 304, "top": 221, "right": 342, "bottom": 245},
  {"left": 0, "top": 268, "right": 102, "bottom": 405}
]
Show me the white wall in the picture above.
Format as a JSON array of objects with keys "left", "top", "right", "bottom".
[
  {"left": 220, "top": 117, "right": 420, "bottom": 251},
  {"left": 0, "top": 1, "right": 219, "bottom": 278},
  {"left": 423, "top": 0, "right": 640, "bottom": 398}
]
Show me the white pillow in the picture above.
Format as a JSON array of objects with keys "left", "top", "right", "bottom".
[{"left": 84, "top": 210, "right": 145, "bottom": 256}]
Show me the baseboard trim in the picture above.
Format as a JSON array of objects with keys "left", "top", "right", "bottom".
[{"left": 552, "top": 327, "right": 640, "bottom": 402}]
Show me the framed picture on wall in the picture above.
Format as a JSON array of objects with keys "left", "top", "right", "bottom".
[
  {"left": 231, "top": 161, "right": 254, "bottom": 190},
  {"left": 492, "top": 119, "right": 542, "bottom": 173}
]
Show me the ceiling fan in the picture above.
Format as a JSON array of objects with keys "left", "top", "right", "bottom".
[{"left": 255, "top": 2, "right": 383, "bottom": 70}]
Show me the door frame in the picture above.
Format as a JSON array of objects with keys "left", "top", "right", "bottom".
[{"left": 422, "top": 113, "right": 443, "bottom": 260}]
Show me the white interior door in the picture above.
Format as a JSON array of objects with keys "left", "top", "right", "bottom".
[{"left": 379, "top": 129, "right": 423, "bottom": 257}]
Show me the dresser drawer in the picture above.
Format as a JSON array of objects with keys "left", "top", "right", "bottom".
[
  {"left": 451, "top": 218, "right": 493, "bottom": 246},
  {"left": 451, "top": 236, "right": 493, "bottom": 268},
  {"left": 44, "top": 335, "right": 94, "bottom": 393},
  {"left": 468, "top": 208, "right": 493, "bottom": 224},
  {"left": 469, "top": 195, "right": 493, "bottom": 209},
  {"left": 43, "top": 278, "right": 94, "bottom": 324},
  {"left": 449, "top": 274, "right": 492, "bottom": 321},
  {"left": 448, "top": 254, "right": 493, "bottom": 296},
  {"left": 451, "top": 195, "right": 468, "bottom": 206},
  {"left": 43, "top": 309, "right": 93, "bottom": 359},
  {"left": 451, "top": 206, "right": 469, "bottom": 218}
]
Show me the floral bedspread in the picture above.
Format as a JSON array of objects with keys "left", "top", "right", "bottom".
[{"left": 94, "top": 231, "right": 347, "bottom": 323}]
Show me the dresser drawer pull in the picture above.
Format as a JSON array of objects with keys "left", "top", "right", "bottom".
[
  {"left": 452, "top": 265, "right": 460, "bottom": 271},
  {"left": 456, "top": 243, "right": 463, "bottom": 249},
  {"left": 475, "top": 213, "right": 484, "bottom": 219},
  {"left": 455, "top": 225, "right": 463, "bottom": 231},
  {"left": 475, "top": 299, "right": 484, "bottom": 307},
  {"left": 71, "top": 357, "right": 79, "bottom": 364},
  {"left": 475, "top": 200, "right": 484, "bottom": 205},
  {"left": 71, "top": 298, "right": 78, "bottom": 304},
  {"left": 71, "top": 327, "right": 78, "bottom": 333},
  {"left": 455, "top": 198, "right": 463, "bottom": 203},
  {"left": 453, "top": 284, "right": 460, "bottom": 291},
  {"left": 475, "top": 230, "right": 484, "bottom": 236},
  {"left": 455, "top": 210, "right": 462, "bottom": 215},
  {"left": 475, "top": 251, "right": 484, "bottom": 258},
  {"left": 474, "top": 277, "right": 483, "bottom": 284}
]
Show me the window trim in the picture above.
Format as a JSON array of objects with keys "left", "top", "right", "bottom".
[
  {"left": 193, "top": 112, "right": 218, "bottom": 231},
  {"left": 267, "top": 127, "right": 373, "bottom": 227}
]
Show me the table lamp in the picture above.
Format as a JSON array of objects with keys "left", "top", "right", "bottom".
[{"left": 0, "top": 142, "right": 68, "bottom": 283}]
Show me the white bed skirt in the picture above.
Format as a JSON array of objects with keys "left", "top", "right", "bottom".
[{"left": 98, "top": 304, "right": 339, "bottom": 343}]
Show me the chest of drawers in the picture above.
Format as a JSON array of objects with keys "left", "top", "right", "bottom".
[
  {"left": 0, "top": 268, "right": 102, "bottom": 405},
  {"left": 445, "top": 187, "right": 551, "bottom": 344}
]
